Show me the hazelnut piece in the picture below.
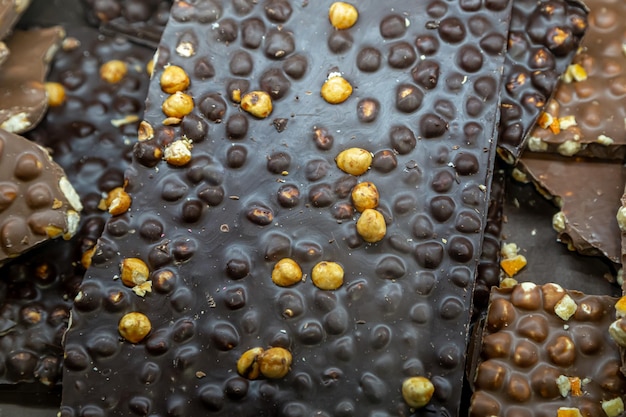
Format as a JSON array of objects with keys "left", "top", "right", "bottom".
[
  {"left": 100, "top": 59, "right": 128, "bottom": 84},
  {"left": 259, "top": 347, "right": 292, "bottom": 379},
  {"left": 81, "top": 246, "right": 96, "bottom": 269},
  {"left": 103, "top": 187, "right": 132, "bottom": 216},
  {"left": 45, "top": 82, "right": 66, "bottom": 107},
  {"left": 311, "top": 261, "right": 344, "bottom": 290},
  {"left": 272, "top": 258, "right": 303, "bottom": 287},
  {"left": 241, "top": 91, "right": 273, "bottom": 118},
  {"left": 328, "top": 2, "right": 358, "bottom": 30},
  {"left": 120, "top": 257, "right": 150, "bottom": 287},
  {"left": 356, "top": 209, "right": 386, "bottom": 243},
  {"left": 237, "top": 347, "right": 264, "bottom": 380},
  {"left": 321, "top": 74, "right": 352, "bottom": 104},
  {"left": 402, "top": 376, "right": 434, "bottom": 408},
  {"left": 351, "top": 182, "right": 379, "bottom": 212},
  {"left": 336, "top": 147, "right": 372, "bottom": 176},
  {"left": 164, "top": 139, "right": 193, "bottom": 166},
  {"left": 118, "top": 312, "right": 151, "bottom": 343},
  {"left": 160, "top": 65, "right": 190, "bottom": 94},
  {"left": 162, "top": 91, "right": 194, "bottom": 118}
]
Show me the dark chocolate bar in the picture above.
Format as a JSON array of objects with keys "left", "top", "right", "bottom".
[
  {"left": 0, "top": 26, "right": 64, "bottom": 134},
  {"left": 61, "top": 0, "right": 513, "bottom": 415},
  {"left": 0, "top": 0, "right": 32, "bottom": 40},
  {"left": 525, "top": 0, "right": 626, "bottom": 159},
  {"left": 496, "top": 0, "right": 587, "bottom": 164},
  {"left": 471, "top": 283, "right": 626, "bottom": 417}
]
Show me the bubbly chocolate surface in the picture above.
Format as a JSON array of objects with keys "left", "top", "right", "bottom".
[{"left": 61, "top": 0, "right": 513, "bottom": 415}]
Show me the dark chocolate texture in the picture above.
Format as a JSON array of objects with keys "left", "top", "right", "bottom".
[
  {"left": 0, "top": 26, "right": 64, "bottom": 133},
  {"left": 0, "top": 0, "right": 32, "bottom": 40},
  {"left": 470, "top": 283, "right": 626, "bottom": 417},
  {"left": 61, "top": 0, "right": 513, "bottom": 416},
  {"left": 526, "top": 0, "right": 626, "bottom": 159},
  {"left": 496, "top": 0, "right": 587, "bottom": 164}
]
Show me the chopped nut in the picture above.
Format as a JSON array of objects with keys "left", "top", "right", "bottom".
[
  {"left": 176, "top": 41, "right": 195, "bottom": 57},
  {"left": 511, "top": 168, "right": 529, "bottom": 183},
  {"left": 163, "top": 117, "right": 182, "bottom": 126},
  {"left": 311, "top": 261, "right": 344, "bottom": 290},
  {"left": 160, "top": 65, "right": 190, "bottom": 94},
  {"left": 237, "top": 347, "right": 265, "bottom": 379},
  {"left": 336, "top": 147, "right": 372, "bottom": 176},
  {"left": 164, "top": 139, "right": 193, "bottom": 166},
  {"left": 81, "top": 246, "right": 96, "bottom": 269},
  {"left": 118, "top": 312, "right": 151, "bottom": 343},
  {"left": 402, "top": 376, "right": 435, "bottom": 408},
  {"left": 321, "top": 73, "right": 352, "bottom": 104},
  {"left": 602, "top": 397, "right": 625, "bottom": 417},
  {"left": 558, "top": 115, "right": 577, "bottom": 130},
  {"left": 240, "top": 91, "right": 273, "bottom": 118},
  {"left": 501, "top": 242, "right": 519, "bottom": 259},
  {"left": 138, "top": 120, "right": 155, "bottom": 141},
  {"left": 271, "top": 258, "right": 303, "bottom": 287},
  {"left": 351, "top": 182, "right": 379, "bottom": 212},
  {"left": 554, "top": 294, "right": 577, "bottom": 321},
  {"left": 499, "top": 277, "right": 518, "bottom": 288},
  {"left": 259, "top": 347, "right": 292, "bottom": 379},
  {"left": 609, "top": 318, "right": 626, "bottom": 347},
  {"left": 556, "top": 374, "right": 571, "bottom": 397},
  {"left": 132, "top": 281, "right": 153, "bottom": 297},
  {"left": 111, "top": 115, "right": 140, "bottom": 127},
  {"left": 616, "top": 207, "right": 626, "bottom": 232},
  {"left": 146, "top": 58, "right": 154, "bottom": 77},
  {"left": 100, "top": 59, "right": 128, "bottom": 84},
  {"left": 552, "top": 211, "right": 566, "bottom": 233},
  {"left": 615, "top": 296, "right": 626, "bottom": 318},
  {"left": 328, "top": 2, "right": 358, "bottom": 29},
  {"left": 45, "top": 82, "right": 66, "bottom": 107},
  {"left": 356, "top": 209, "right": 386, "bottom": 243},
  {"left": 162, "top": 91, "right": 194, "bottom": 118},
  {"left": 566, "top": 63, "right": 587, "bottom": 82},
  {"left": 527, "top": 136, "right": 549, "bottom": 152},
  {"left": 557, "top": 139, "right": 582, "bottom": 157},
  {"left": 103, "top": 187, "right": 132, "bottom": 216},
  {"left": 557, "top": 408, "right": 583, "bottom": 417},
  {"left": 120, "top": 257, "right": 150, "bottom": 287},
  {"left": 597, "top": 134, "right": 615, "bottom": 145},
  {"left": 500, "top": 255, "right": 527, "bottom": 277}
]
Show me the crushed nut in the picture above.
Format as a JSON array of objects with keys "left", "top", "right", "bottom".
[
  {"left": 45, "top": 82, "right": 66, "bottom": 107},
  {"left": 164, "top": 138, "right": 193, "bottom": 166},
  {"left": 120, "top": 257, "right": 150, "bottom": 287},
  {"left": 356, "top": 208, "right": 386, "bottom": 243},
  {"left": 527, "top": 136, "right": 549, "bottom": 152},
  {"left": 402, "top": 376, "right": 435, "bottom": 408},
  {"left": 138, "top": 120, "right": 155, "bottom": 141},
  {"left": 511, "top": 168, "right": 529, "bottom": 183},
  {"left": 336, "top": 147, "right": 372, "bottom": 176},
  {"left": 616, "top": 207, "right": 626, "bottom": 232},
  {"left": 118, "top": 312, "right": 151, "bottom": 343},
  {"left": 81, "top": 246, "right": 96, "bottom": 269},
  {"left": 271, "top": 258, "right": 303, "bottom": 287},
  {"left": 499, "top": 277, "right": 518, "bottom": 288},
  {"left": 241, "top": 91, "right": 273, "bottom": 118},
  {"left": 557, "top": 407, "right": 583, "bottom": 417},
  {"left": 102, "top": 187, "right": 132, "bottom": 216},
  {"left": 160, "top": 65, "right": 190, "bottom": 94},
  {"left": 558, "top": 115, "right": 577, "bottom": 130},
  {"left": 311, "top": 261, "right": 344, "bottom": 290},
  {"left": 132, "top": 281, "right": 153, "bottom": 297},
  {"left": 609, "top": 317, "right": 626, "bottom": 347},
  {"left": 328, "top": 2, "right": 358, "bottom": 29},
  {"left": 552, "top": 211, "right": 566, "bottom": 233},
  {"left": 602, "top": 397, "right": 625, "bottom": 417},
  {"left": 565, "top": 63, "right": 588, "bottom": 82},
  {"left": 554, "top": 294, "right": 577, "bottom": 321},
  {"left": 146, "top": 58, "right": 154, "bottom": 77},
  {"left": 100, "top": 59, "right": 128, "bottom": 84},
  {"left": 351, "top": 182, "right": 379, "bottom": 212},
  {"left": 162, "top": 91, "right": 194, "bottom": 118},
  {"left": 259, "top": 347, "right": 292, "bottom": 379},
  {"left": 557, "top": 139, "right": 581, "bottom": 157},
  {"left": 321, "top": 73, "right": 352, "bottom": 104},
  {"left": 597, "top": 134, "right": 615, "bottom": 145},
  {"left": 237, "top": 347, "right": 264, "bottom": 379}
]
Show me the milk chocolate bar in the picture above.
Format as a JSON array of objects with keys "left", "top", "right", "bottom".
[
  {"left": 61, "top": 0, "right": 513, "bottom": 415},
  {"left": 0, "top": 40, "right": 7, "bottom": 67},
  {"left": 470, "top": 283, "right": 626, "bottom": 417},
  {"left": 517, "top": 153, "right": 625, "bottom": 266},
  {"left": 0, "top": 26, "right": 64, "bottom": 134},
  {"left": 0, "top": 0, "right": 32, "bottom": 40},
  {"left": 496, "top": 0, "right": 587, "bottom": 164},
  {"left": 525, "top": 0, "right": 626, "bottom": 159}
]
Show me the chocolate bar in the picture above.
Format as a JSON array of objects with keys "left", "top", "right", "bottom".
[
  {"left": 0, "top": 40, "right": 7, "bottom": 67},
  {"left": 525, "top": 0, "right": 626, "bottom": 159},
  {"left": 61, "top": 0, "right": 513, "bottom": 415},
  {"left": 517, "top": 153, "right": 625, "bottom": 266},
  {"left": 0, "top": 0, "right": 32, "bottom": 40},
  {"left": 470, "top": 283, "right": 626, "bottom": 417},
  {"left": 496, "top": 0, "right": 587, "bottom": 164},
  {"left": 0, "top": 26, "right": 64, "bottom": 134}
]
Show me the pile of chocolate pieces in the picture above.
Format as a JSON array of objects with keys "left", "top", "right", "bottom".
[{"left": 2, "top": 0, "right": 626, "bottom": 416}]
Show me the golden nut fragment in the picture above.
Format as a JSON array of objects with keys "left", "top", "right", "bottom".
[
  {"left": 100, "top": 59, "right": 128, "bottom": 84},
  {"left": 81, "top": 246, "right": 96, "bottom": 269},
  {"left": 146, "top": 58, "right": 155, "bottom": 77},
  {"left": 160, "top": 65, "right": 190, "bottom": 94},
  {"left": 120, "top": 257, "right": 150, "bottom": 287},
  {"left": 259, "top": 347, "right": 292, "bottom": 379},
  {"left": 271, "top": 258, "right": 303, "bottom": 287},
  {"left": 328, "top": 2, "right": 358, "bottom": 30},
  {"left": 311, "top": 261, "right": 344, "bottom": 290},
  {"left": 321, "top": 74, "right": 353, "bottom": 104},
  {"left": 237, "top": 347, "right": 265, "bottom": 380},
  {"left": 118, "top": 312, "right": 152, "bottom": 343},
  {"left": 336, "top": 147, "right": 372, "bottom": 176},
  {"left": 45, "top": 82, "right": 66, "bottom": 107},
  {"left": 351, "top": 182, "right": 379, "bottom": 212},
  {"left": 164, "top": 139, "right": 193, "bottom": 166},
  {"left": 609, "top": 317, "right": 626, "bottom": 347},
  {"left": 162, "top": 91, "right": 194, "bottom": 118},
  {"left": 240, "top": 91, "right": 273, "bottom": 118},
  {"left": 138, "top": 120, "right": 155, "bottom": 141},
  {"left": 356, "top": 209, "right": 386, "bottom": 243},
  {"left": 602, "top": 397, "right": 625, "bottom": 417},
  {"left": 104, "top": 187, "right": 132, "bottom": 216},
  {"left": 402, "top": 376, "right": 435, "bottom": 408}
]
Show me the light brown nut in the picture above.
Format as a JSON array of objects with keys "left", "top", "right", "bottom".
[
  {"left": 104, "top": 187, "right": 132, "bottom": 216},
  {"left": 351, "top": 182, "right": 379, "bottom": 212},
  {"left": 120, "top": 257, "right": 150, "bottom": 287},
  {"left": 336, "top": 147, "right": 372, "bottom": 176},
  {"left": 81, "top": 246, "right": 96, "bottom": 269},
  {"left": 402, "top": 376, "right": 434, "bottom": 408},
  {"left": 45, "top": 82, "right": 66, "bottom": 107},
  {"left": 160, "top": 65, "right": 190, "bottom": 94},
  {"left": 356, "top": 209, "right": 386, "bottom": 243},
  {"left": 241, "top": 91, "right": 273, "bottom": 118},
  {"left": 259, "top": 347, "right": 292, "bottom": 379},
  {"left": 162, "top": 91, "right": 194, "bottom": 118},
  {"left": 311, "top": 261, "right": 344, "bottom": 290},
  {"left": 164, "top": 139, "right": 193, "bottom": 166},
  {"left": 609, "top": 317, "right": 626, "bottom": 347},
  {"left": 554, "top": 294, "right": 577, "bottom": 321},
  {"left": 271, "top": 258, "right": 303, "bottom": 287},
  {"left": 118, "top": 312, "right": 151, "bottom": 343},
  {"left": 328, "top": 2, "right": 358, "bottom": 29},
  {"left": 100, "top": 59, "right": 128, "bottom": 84},
  {"left": 617, "top": 207, "right": 626, "bottom": 233},
  {"left": 602, "top": 397, "right": 625, "bottom": 417},
  {"left": 237, "top": 347, "right": 265, "bottom": 380},
  {"left": 138, "top": 120, "right": 155, "bottom": 142},
  {"left": 321, "top": 74, "right": 353, "bottom": 104}
]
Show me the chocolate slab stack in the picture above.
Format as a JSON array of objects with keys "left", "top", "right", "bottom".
[
  {"left": 60, "top": 0, "right": 514, "bottom": 415},
  {"left": 0, "top": 0, "right": 31, "bottom": 67}
]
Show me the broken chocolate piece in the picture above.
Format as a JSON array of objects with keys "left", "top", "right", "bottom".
[
  {"left": 0, "top": 40, "right": 7, "bottom": 67},
  {"left": 0, "top": 26, "right": 65, "bottom": 134},
  {"left": 0, "top": 0, "right": 32, "bottom": 40},
  {"left": 61, "top": 0, "right": 513, "bottom": 415},
  {"left": 526, "top": 0, "right": 626, "bottom": 159}
]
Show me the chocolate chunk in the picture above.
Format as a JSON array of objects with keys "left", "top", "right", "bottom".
[
  {"left": 0, "top": 26, "right": 65, "bottom": 133},
  {"left": 470, "top": 283, "right": 626, "bottom": 417},
  {"left": 61, "top": 1, "right": 512, "bottom": 416},
  {"left": 525, "top": 0, "right": 626, "bottom": 159}
]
